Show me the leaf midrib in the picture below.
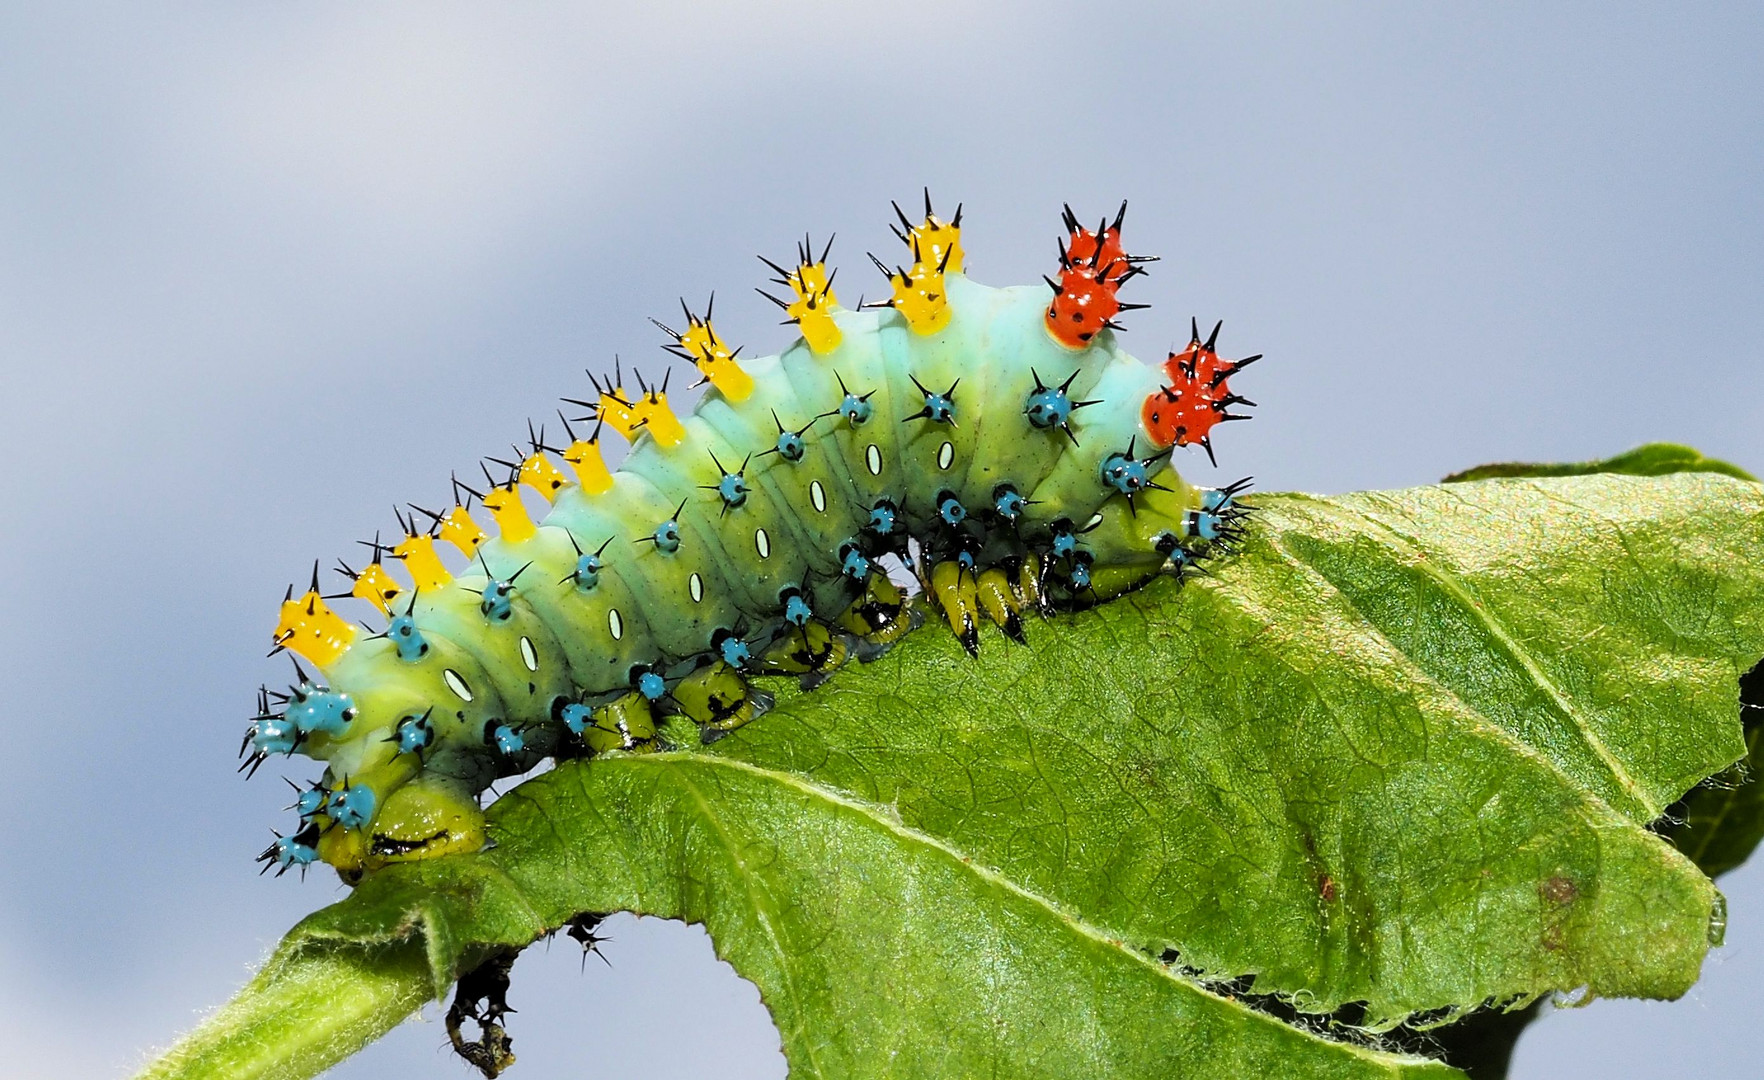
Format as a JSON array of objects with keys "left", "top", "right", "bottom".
[{"left": 615, "top": 752, "right": 1449, "bottom": 1077}]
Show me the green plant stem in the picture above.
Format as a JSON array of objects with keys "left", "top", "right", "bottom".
[{"left": 136, "top": 941, "right": 429, "bottom": 1080}]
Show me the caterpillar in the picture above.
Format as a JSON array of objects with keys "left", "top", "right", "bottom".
[{"left": 246, "top": 195, "right": 1259, "bottom": 882}]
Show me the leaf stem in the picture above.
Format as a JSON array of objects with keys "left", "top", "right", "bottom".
[{"left": 134, "top": 940, "right": 430, "bottom": 1080}]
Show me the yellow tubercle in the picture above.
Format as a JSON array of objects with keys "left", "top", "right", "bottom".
[
  {"left": 273, "top": 588, "right": 357, "bottom": 668},
  {"left": 631, "top": 390, "right": 688, "bottom": 448},
  {"left": 671, "top": 313, "right": 753, "bottom": 402},
  {"left": 787, "top": 260, "right": 842, "bottom": 355},
  {"left": 763, "top": 241, "right": 844, "bottom": 355},
  {"left": 597, "top": 385, "right": 644, "bottom": 441},
  {"left": 481, "top": 482, "right": 538, "bottom": 544},
  {"left": 349, "top": 561, "right": 403, "bottom": 615},
  {"left": 390, "top": 533, "right": 452, "bottom": 591},
  {"left": 796, "top": 259, "right": 834, "bottom": 298},
  {"left": 700, "top": 355, "right": 755, "bottom": 400},
  {"left": 883, "top": 259, "right": 952, "bottom": 335},
  {"left": 798, "top": 310, "right": 842, "bottom": 354},
  {"left": 435, "top": 505, "right": 488, "bottom": 557},
  {"left": 893, "top": 193, "right": 964, "bottom": 274},
  {"left": 910, "top": 216, "right": 963, "bottom": 275},
  {"left": 561, "top": 436, "right": 614, "bottom": 495},
  {"left": 518, "top": 451, "right": 570, "bottom": 502}
]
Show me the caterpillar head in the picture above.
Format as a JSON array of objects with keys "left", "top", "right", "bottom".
[{"left": 317, "top": 776, "right": 488, "bottom": 881}]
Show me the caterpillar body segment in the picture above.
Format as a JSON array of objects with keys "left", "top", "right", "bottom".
[{"left": 247, "top": 198, "right": 1258, "bottom": 881}]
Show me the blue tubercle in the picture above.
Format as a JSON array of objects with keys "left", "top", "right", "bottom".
[
  {"left": 330, "top": 784, "right": 377, "bottom": 829},
  {"left": 837, "top": 389, "right": 874, "bottom": 425},
  {"left": 291, "top": 785, "right": 327, "bottom": 821},
  {"left": 388, "top": 614, "right": 427, "bottom": 662},
  {"left": 251, "top": 714, "right": 299, "bottom": 755},
  {"left": 491, "top": 723, "right": 525, "bottom": 755},
  {"left": 286, "top": 689, "right": 355, "bottom": 736},
  {"left": 867, "top": 503, "right": 898, "bottom": 535},
  {"left": 480, "top": 581, "right": 516, "bottom": 621},
  {"left": 573, "top": 552, "right": 602, "bottom": 590},
  {"left": 1101, "top": 453, "right": 1150, "bottom": 496},
  {"left": 913, "top": 378, "right": 957, "bottom": 424},
  {"left": 637, "top": 671, "right": 667, "bottom": 700},
  {"left": 561, "top": 703, "right": 592, "bottom": 735},
  {"left": 262, "top": 831, "right": 318, "bottom": 873},
  {"left": 774, "top": 429, "right": 806, "bottom": 462},
  {"left": 841, "top": 545, "right": 871, "bottom": 580},
  {"left": 393, "top": 711, "right": 435, "bottom": 754},
  {"left": 716, "top": 472, "right": 749, "bottom": 509},
  {"left": 1024, "top": 383, "right": 1073, "bottom": 429},
  {"left": 719, "top": 636, "right": 752, "bottom": 668}
]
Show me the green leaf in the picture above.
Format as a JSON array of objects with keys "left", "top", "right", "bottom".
[
  {"left": 702, "top": 473, "right": 1760, "bottom": 1024},
  {"left": 1441, "top": 441, "right": 1757, "bottom": 484},
  {"left": 1438, "top": 444, "right": 1764, "bottom": 885},
  {"left": 140, "top": 471, "right": 1764, "bottom": 1079},
  {"left": 1660, "top": 660, "right": 1764, "bottom": 879}
]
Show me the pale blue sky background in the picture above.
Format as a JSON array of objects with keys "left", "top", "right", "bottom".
[{"left": 3, "top": 3, "right": 1762, "bottom": 1078}]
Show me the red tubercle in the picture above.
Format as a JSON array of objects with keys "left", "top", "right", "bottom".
[
  {"left": 1045, "top": 268, "right": 1123, "bottom": 348},
  {"left": 1142, "top": 327, "right": 1259, "bottom": 452},
  {"left": 1045, "top": 202, "right": 1152, "bottom": 349},
  {"left": 1063, "top": 227, "right": 1129, "bottom": 285}
]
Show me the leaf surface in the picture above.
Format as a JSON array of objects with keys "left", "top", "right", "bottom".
[{"left": 250, "top": 472, "right": 1764, "bottom": 1077}]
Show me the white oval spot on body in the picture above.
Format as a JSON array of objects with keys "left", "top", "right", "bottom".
[
  {"left": 519, "top": 636, "right": 538, "bottom": 672},
  {"left": 443, "top": 669, "right": 474, "bottom": 702},
  {"left": 608, "top": 608, "right": 624, "bottom": 640},
  {"left": 810, "top": 479, "right": 826, "bottom": 513},
  {"left": 1086, "top": 512, "right": 1105, "bottom": 530},
  {"left": 689, "top": 572, "right": 704, "bottom": 603},
  {"left": 937, "top": 441, "right": 954, "bottom": 470},
  {"left": 865, "top": 444, "right": 882, "bottom": 476},
  {"left": 755, "top": 527, "right": 771, "bottom": 559}
]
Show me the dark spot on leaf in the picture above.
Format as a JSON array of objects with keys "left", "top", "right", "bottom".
[{"left": 1540, "top": 875, "right": 1578, "bottom": 906}]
